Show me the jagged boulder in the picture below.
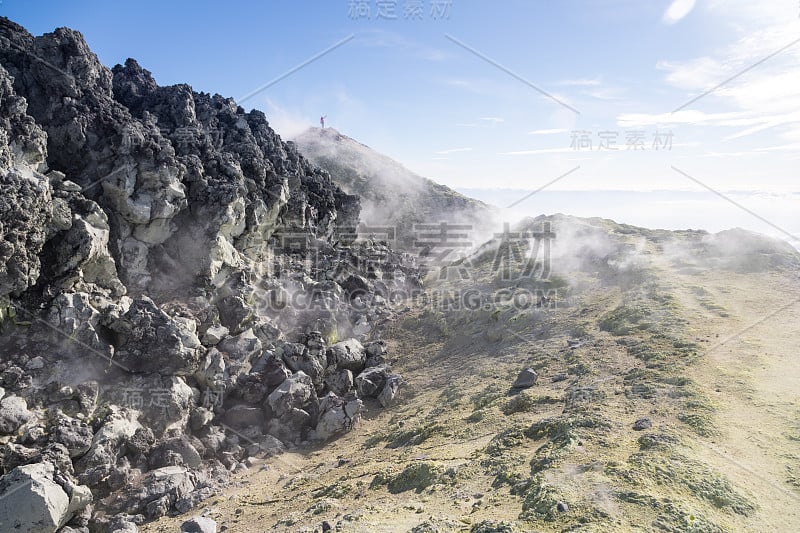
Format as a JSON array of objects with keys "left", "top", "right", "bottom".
[
  {"left": 40, "top": 186, "right": 125, "bottom": 297},
  {"left": 324, "top": 368, "right": 353, "bottom": 396},
  {"left": 328, "top": 339, "right": 366, "bottom": 373},
  {"left": 201, "top": 324, "right": 228, "bottom": 346},
  {"left": 0, "top": 394, "right": 31, "bottom": 434},
  {"left": 105, "top": 297, "right": 203, "bottom": 375},
  {"left": 0, "top": 442, "right": 40, "bottom": 473},
  {"left": 0, "top": 461, "right": 91, "bottom": 532},
  {"left": 267, "top": 371, "right": 315, "bottom": 418},
  {"left": 251, "top": 352, "right": 292, "bottom": 389},
  {"left": 355, "top": 365, "right": 392, "bottom": 398},
  {"left": 109, "top": 465, "right": 197, "bottom": 518},
  {"left": 512, "top": 368, "right": 538, "bottom": 389},
  {"left": 217, "top": 328, "right": 261, "bottom": 380},
  {"left": 281, "top": 342, "right": 326, "bottom": 387},
  {"left": 195, "top": 347, "right": 226, "bottom": 394},
  {"left": 51, "top": 415, "right": 93, "bottom": 458},
  {"left": 148, "top": 436, "right": 203, "bottom": 469},
  {"left": 223, "top": 404, "right": 264, "bottom": 430},
  {"left": 104, "top": 375, "right": 194, "bottom": 434},
  {"left": 181, "top": 516, "right": 217, "bottom": 533},
  {"left": 312, "top": 392, "right": 362, "bottom": 441},
  {"left": 107, "top": 514, "right": 142, "bottom": 532},
  {"left": 75, "top": 406, "right": 141, "bottom": 478},
  {"left": 45, "top": 292, "right": 116, "bottom": 361},
  {"left": 378, "top": 374, "right": 402, "bottom": 407}
]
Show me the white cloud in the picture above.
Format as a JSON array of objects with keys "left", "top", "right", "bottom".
[
  {"left": 442, "top": 77, "right": 522, "bottom": 98},
  {"left": 723, "top": 111, "right": 800, "bottom": 140},
  {"left": 456, "top": 117, "right": 506, "bottom": 128},
  {"left": 354, "top": 29, "right": 450, "bottom": 61},
  {"left": 662, "top": 0, "right": 696, "bottom": 24},
  {"left": 616, "top": 109, "right": 772, "bottom": 128},
  {"left": 626, "top": 0, "right": 800, "bottom": 156},
  {"left": 556, "top": 78, "right": 602, "bottom": 87},
  {"left": 583, "top": 86, "right": 626, "bottom": 101},
  {"left": 754, "top": 142, "right": 800, "bottom": 152},
  {"left": 501, "top": 147, "right": 576, "bottom": 156},
  {"left": 434, "top": 147, "right": 473, "bottom": 155},
  {"left": 657, "top": 57, "right": 727, "bottom": 90},
  {"left": 528, "top": 128, "right": 568, "bottom": 135},
  {"left": 701, "top": 151, "right": 765, "bottom": 157}
]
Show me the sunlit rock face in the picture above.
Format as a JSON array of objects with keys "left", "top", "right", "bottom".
[{"left": 0, "top": 17, "right": 413, "bottom": 530}]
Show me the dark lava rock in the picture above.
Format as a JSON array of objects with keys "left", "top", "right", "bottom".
[
  {"left": 511, "top": 368, "right": 538, "bottom": 389},
  {"left": 181, "top": 515, "right": 217, "bottom": 533}
]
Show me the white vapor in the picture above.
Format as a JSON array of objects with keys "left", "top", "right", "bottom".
[{"left": 663, "top": 0, "right": 696, "bottom": 24}]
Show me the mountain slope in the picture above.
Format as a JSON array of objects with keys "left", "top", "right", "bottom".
[
  {"left": 142, "top": 215, "right": 800, "bottom": 532},
  {"left": 292, "top": 127, "right": 495, "bottom": 248},
  {"left": 0, "top": 18, "right": 419, "bottom": 532}
]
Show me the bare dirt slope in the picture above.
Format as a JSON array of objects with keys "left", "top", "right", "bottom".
[{"left": 143, "top": 217, "right": 800, "bottom": 532}]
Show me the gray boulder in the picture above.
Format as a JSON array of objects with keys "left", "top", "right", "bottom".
[
  {"left": 201, "top": 324, "right": 228, "bottom": 346},
  {"left": 267, "top": 371, "right": 315, "bottom": 417},
  {"left": 75, "top": 406, "right": 141, "bottom": 474},
  {"left": 250, "top": 352, "right": 292, "bottom": 390},
  {"left": 110, "top": 465, "right": 196, "bottom": 518},
  {"left": 313, "top": 392, "right": 362, "bottom": 441},
  {"left": 0, "top": 395, "right": 31, "bottom": 434},
  {"left": 324, "top": 368, "right": 353, "bottom": 396},
  {"left": 45, "top": 293, "right": 113, "bottom": 362},
  {"left": 51, "top": 416, "right": 93, "bottom": 458},
  {"left": 0, "top": 462, "right": 87, "bottom": 532},
  {"left": 25, "top": 356, "right": 46, "bottom": 370},
  {"left": 281, "top": 342, "right": 326, "bottom": 386},
  {"left": 216, "top": 295, "right": 250, "bottom": 334},
  {"left": 189, "top": 407, "right": 214, "bottom": 432},
  {"left": 107, "top": 513, "right": 142, "bottom": 532},
  {"left": 512, "top": 368, "right": 538, "bottom": 389},
  {"left": 148, "top": 436, "right": 202, "bottom": 469},
  {"left": 355, "top": 365, "right": 391, "bottom": 398},
  {"left": 181, "top": 516, "right": 217, "bottom": 533},
  {"left": 218, "top": 328, "right": 262, "bottom": 373},
  {"left": 378, "top": 374, "right": 402, "bottom": 407},
  {"left": 223, "top": 405, "right": 264, "bottom": 430},
  {"left": 0, "top": 442, "right": 41, "bottom": 471},
  {"left": 266, "top": 407, "right": 313, "bottom": 443},
  {"left": 328, "top": 339, "right": 366, "bottom": 373},
  {"left": 175, "top": 486, "right": 216, "bottom": 514},
  {"left": 43, "top": 195, "right": 125, "bottom": 296},
  {"left": 105, "top": 297, "right": 203, "bottom": 375}
]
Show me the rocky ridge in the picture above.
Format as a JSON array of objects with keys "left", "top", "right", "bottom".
[
  {"left": 0, "top": 18, "right": 419, "bottom": 532},
  {"left": 293, "top": 127, "right": 495, "bottom": 249}
]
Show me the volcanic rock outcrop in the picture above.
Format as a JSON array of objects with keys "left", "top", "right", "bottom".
[{"left": 0, "top": 18, "right": 416, "bottom": 531}]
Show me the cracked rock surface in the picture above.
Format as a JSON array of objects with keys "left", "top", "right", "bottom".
[{"left": 0, "top": 17, "right": 413, "bottom": 531}]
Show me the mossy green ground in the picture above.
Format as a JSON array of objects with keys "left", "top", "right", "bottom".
[{"left": 141, "top": 217, "right": 800, "bottom": 532}]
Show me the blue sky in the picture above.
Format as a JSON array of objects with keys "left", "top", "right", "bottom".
[{"left": 3, "top": 0, "right": 799, "bottom": 239}]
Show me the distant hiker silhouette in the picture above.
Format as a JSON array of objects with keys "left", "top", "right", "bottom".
[{"left": 320, "top": 115, "right": 326, "bottom": 128}]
